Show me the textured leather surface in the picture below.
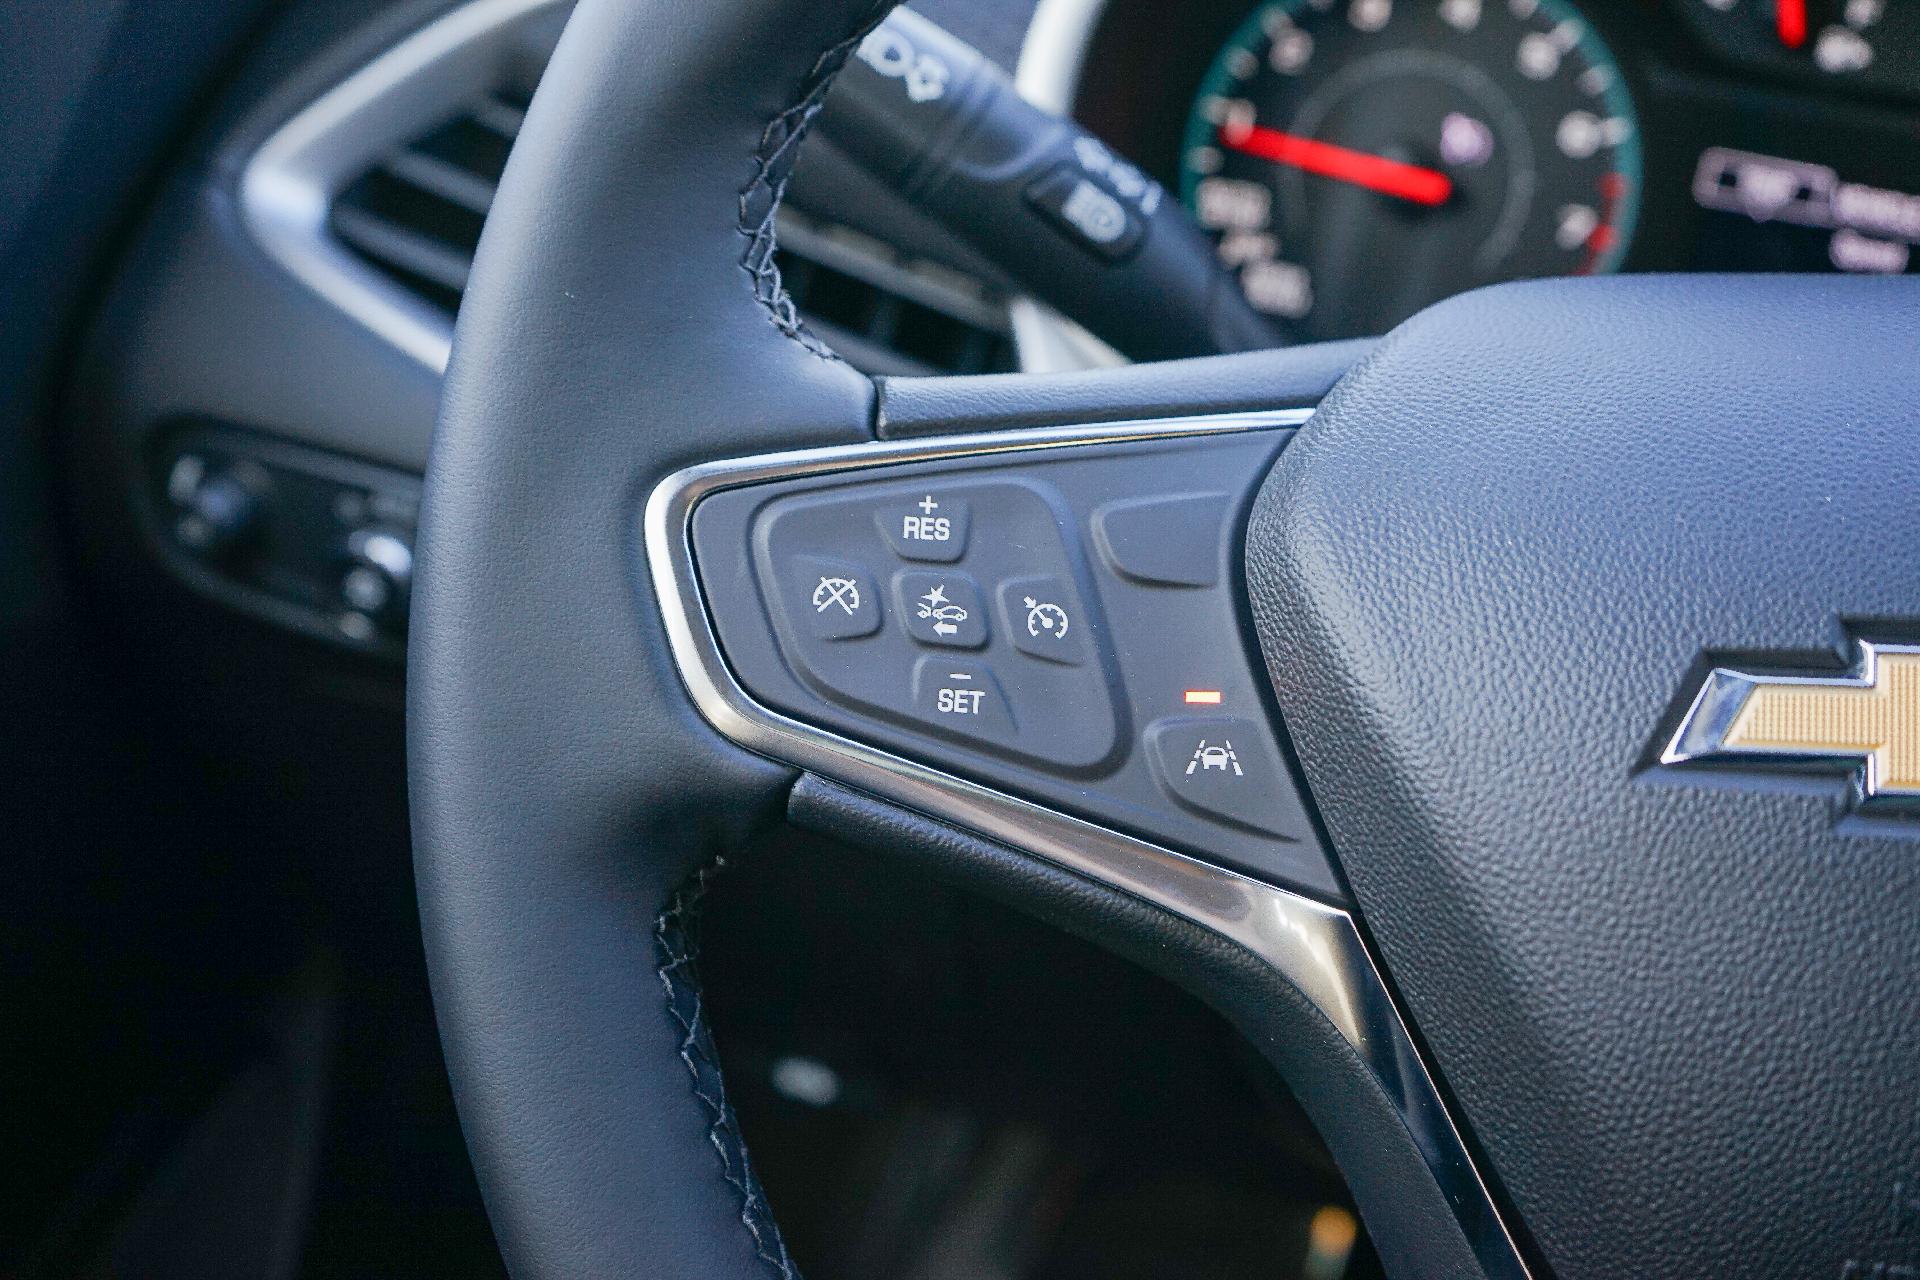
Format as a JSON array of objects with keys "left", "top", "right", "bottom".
[
  {"left": 787, "top": 774, "right": 1485, "bottom": 1279},
  {"left": 408, "top": 0, "right": 883, "bottom": 1274},
  {"left": 876, "top": 339, "right": 1372, "bottom": 437},
  {"left": 1247, "top": 275, "right": 1920, "bottom": 1279}
]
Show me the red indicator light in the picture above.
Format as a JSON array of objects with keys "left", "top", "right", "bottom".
[
  {"left": 1184, "top": 689, "right": 1224, "bottom": 705},
  {"left": 1775, "top": 0, "right": 1808, "bottom": 49}
]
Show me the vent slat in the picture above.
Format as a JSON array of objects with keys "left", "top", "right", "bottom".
[
  {"left": 331, "top": 206, "right": 473, "bottom": 294},
  {"left": 469, "top": 94, "right": 527, "bottom": 139},
  {"left": 381, "top": 149, "right": 498, "bottom": 216}
]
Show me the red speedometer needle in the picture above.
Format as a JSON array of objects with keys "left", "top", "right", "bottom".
[
  {"left": 1218, "top": 122, "right": 1454, "bottom": 208},
  {"left": 1775, "top": 0, "right": 1809, "bottom": 49}
]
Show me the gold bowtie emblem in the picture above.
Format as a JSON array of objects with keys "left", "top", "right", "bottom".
[{"left": 1664, "top": 642, "right": 1920, "bottom": 802}]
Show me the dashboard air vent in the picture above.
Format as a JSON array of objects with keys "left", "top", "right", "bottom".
[
  {"left": 325, "top": 91, "right": 1013, "bottom": 375},
  {"left": 329, "top": 92, "right": 526, "bottom": 316}
]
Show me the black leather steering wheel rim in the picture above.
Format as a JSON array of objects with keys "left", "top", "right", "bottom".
[
  {"left": 411, "top": 0, "right": 1920, "bottom": 1275},
  {"left": 410, "top": 0, "right": 1486, "bottom": 1272},
  {"left": 408, "top": 0, "right": 883, "bottom": 1271}
]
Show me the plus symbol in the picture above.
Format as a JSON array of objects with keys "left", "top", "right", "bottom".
[{"left": 918, "top": 495, "right": 939, "bottom": 515}]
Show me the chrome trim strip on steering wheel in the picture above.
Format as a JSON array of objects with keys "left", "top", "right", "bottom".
[{"left": 644, "top": 410, "right": 1531, "bottom": 1280}]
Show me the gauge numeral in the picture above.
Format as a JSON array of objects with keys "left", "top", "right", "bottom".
[
  {"left": 1349, "top": 0, "right": 1392, "bottom": 33},
  {"left": 1240, "top": 259, "right": 1314, "bottom": 318},
  {"left": 1269, "top": 28, "right": 1314, "bottom": 73},
  {"left": 1556, "top": 110, "right": 1629, "bottom": 159},
  {"left": 1813, "top": 26, "right": 1873, "bottom": 73},
  {"left": 1194, "top": 177, "right": 1272, "bottom": 232}
]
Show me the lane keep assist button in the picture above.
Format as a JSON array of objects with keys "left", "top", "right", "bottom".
[{"left": 1145, "top": 716, "right": 1306, "bottom": 839}]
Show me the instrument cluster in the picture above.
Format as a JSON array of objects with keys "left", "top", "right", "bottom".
[{"left": 1061, "top": 0, "right": 1920, "bottom": 339}]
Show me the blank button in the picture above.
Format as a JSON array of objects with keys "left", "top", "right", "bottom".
[{"left": 1092, "top": 493, "right": 1228, "bottom": 587}]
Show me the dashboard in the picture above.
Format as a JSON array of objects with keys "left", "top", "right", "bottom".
[
  {"left": 1046, "top": 0, "right": 1920, "bottom": 340},
  {"left": 66, "top": 0, "right": 1920, "bottom": 663}
]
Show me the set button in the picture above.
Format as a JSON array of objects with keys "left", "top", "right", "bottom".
[
  {"left": 898, "top": 570, "right": 987, "bottom": 649},
  {"left": 877, "top": 492, "right": 970, "bottom": 562},
  {"left": 911, "top": 657, "right": 1016, "bottom": 745}
]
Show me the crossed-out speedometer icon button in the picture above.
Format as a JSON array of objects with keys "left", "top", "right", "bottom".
[{"left": 812, "top": 576, "right": 862, "bottom": 615}]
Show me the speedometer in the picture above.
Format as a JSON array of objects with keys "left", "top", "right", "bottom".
[{"left": 1181, "top": 0, "right": 1641, "bottom": 341}]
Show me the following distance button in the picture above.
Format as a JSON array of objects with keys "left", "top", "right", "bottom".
[{"left": 898, "top": 570, "right": 988, "bottom": 649}]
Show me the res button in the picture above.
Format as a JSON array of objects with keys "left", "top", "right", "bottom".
[{"left": 878, "top": 492, "right": 970, "bottom": 562}]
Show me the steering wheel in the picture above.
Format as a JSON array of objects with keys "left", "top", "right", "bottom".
[{"left": 407, "top": 0, "right": 1920, "bottom": 1275}]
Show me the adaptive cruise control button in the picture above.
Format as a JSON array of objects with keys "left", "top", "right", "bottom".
[
  {"left": 1146, "top": 717, "right": 1305, "bottom": 839},
  {"left": 787, "top": 555, "right": 881, "bottom": 640},
  {"left": 878, "top": 491, "right": 970, "bottom": 562},
  {"left": 911, "top": 657, "right": 1016, "bottom": 744},
  {"left": 998, "top": 575, "right": 1086, "bottom": 665},
  {"left": 898, "top": 570, "right": 987, "bottom": 648}
]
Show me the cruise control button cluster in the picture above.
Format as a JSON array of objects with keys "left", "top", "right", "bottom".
[
  {"left": 691, "top": 427, "right": 1339, "bottom": 899},
  {"left": 756, "top": 481, "right": 1118, "bottom": 769}
]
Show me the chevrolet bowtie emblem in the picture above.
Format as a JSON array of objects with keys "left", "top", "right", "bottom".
[{"left": 1663, "top": 640, "right": 1920, "bottom": 806}]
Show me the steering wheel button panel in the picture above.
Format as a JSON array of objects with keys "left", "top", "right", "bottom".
[
  {"left": 686, "top": 417, "right": 1340, "bottom": 899},
  {"left": 897, "top": 570, "right": 988, "bottom": 649},
  {"left": 877, "top": 491, "right": 971, "bottom": 561}
]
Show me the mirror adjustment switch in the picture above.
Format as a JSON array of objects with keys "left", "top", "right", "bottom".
[
  {"left": 998, "top": 575, "right": 1086, "bottom": 666},
  {"left": 878, "top": 491, "right": 970, "bottom": 562},
  {"left": 898, "top": 571, "right": 988, "bottom": 649},
  {"left": 785, "top": 555, "right": 882, "bottom": 640},
  {"left": 1146, "top": 717, "right": 1309, "bottom": 839}
]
